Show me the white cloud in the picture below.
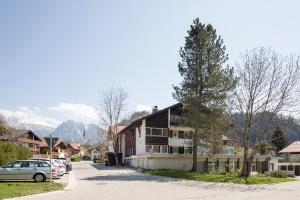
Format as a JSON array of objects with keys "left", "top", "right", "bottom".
[
  {"left": 49, "top": 102, "right": 98, "bottom": 124},
  {"left": 136, "top": 104, "right": 152, "bottom": 112},
  {"left": 0, "top": 107, "right": 60, "bottom": 127}
]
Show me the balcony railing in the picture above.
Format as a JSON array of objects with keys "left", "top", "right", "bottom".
[{"left": 170, "top": 115, "right": 185, "bottom": 126}]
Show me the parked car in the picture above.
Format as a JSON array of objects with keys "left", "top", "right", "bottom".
[
  {"left": 30, "top": 158, "right": 65, "bottom": 176},
  {"left": 0, "top": 160, "right": 57, "bottom": 182},
  {"left": 83, "top": 155, "right": 91, "bottom": 160},
  {"left": 53, "top": 159, "right": 66, "bottom": 174},
  {"left": 54, "top": 158, "right": 72, "bottom": 172}
]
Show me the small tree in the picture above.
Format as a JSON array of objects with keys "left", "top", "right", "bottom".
[
  {"left": 97, "top": 86, "right": 128, "bottom": 153},
  {"left": 272, "top": 126, "right": 288, "bottom": 153},
  {"left": 173, "top": 18, "right": 237, "bottom": 171}
]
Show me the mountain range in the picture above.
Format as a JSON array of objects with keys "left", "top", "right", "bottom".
[{"left": 23, "top": 120, "right": 105, "bottom": 144}]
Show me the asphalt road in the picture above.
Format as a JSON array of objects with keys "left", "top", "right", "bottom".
[{"left": 12, "top": 161, "right": 300, "bottom": 200}]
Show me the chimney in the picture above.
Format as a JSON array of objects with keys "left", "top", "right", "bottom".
[{"left": 152, "top": 106, "right": 158, "bottom": 113}]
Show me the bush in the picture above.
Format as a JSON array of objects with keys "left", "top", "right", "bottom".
[
  {"left": 0, "top": 142, "right": 32, "bottom": 165},
  {"left": 106, "top": 152, "right": 116, "bottom": 166},
  {"left": 70, "top": 156, "right": 81, "bottom": 162},
  {"left": 269, "top": 171, "right": 288, "bottom": 178}
]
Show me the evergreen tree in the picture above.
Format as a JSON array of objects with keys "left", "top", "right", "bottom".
[
  {"left": 272, "top": 126, "right": 288, "bottom": 153},
  {"left": 173, "top": 18, "right": 237, "bottom": 171}
]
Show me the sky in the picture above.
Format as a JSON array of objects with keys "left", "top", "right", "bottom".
[{"left": 1, "top": 0, "right": 300, "bottom": 127}]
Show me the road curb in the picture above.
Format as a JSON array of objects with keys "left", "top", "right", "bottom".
[{"left": 64, "top": 171, "right": 77, "bottom": 191}]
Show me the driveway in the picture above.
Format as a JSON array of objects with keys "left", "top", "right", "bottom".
[{"left": 13, "top": 161, "right": 300, "bottom": 200}]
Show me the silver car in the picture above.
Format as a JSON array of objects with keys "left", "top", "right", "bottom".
[{"left": 0, "top": 160, "right": 58, "bottom": 182}]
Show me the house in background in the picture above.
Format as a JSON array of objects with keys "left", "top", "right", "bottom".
[
  {"left": 116, "top": 103, "right": 277, "bottom": 173},
  {"left": 40, "top": 138, "right": 70, "bottom": 158},
  {"left": 68, "top": 143, "right": 81, "bottom": 155},
  {"left": 0, "top": 129, "right": 42, "bottom": 155},
  {"left": 278, "top": 141, "right": 300, "bottom": 176}
]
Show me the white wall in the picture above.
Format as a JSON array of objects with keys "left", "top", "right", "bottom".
[{"left": 135, "top": 119, "right": 146, "bottom": 155}]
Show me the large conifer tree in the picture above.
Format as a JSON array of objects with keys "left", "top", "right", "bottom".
[
  {"left": 173, "top": 18, "right": 236, "bottom": 171},
  {"left": 272, "top": 126, "right": 288, "bottom": 153}
]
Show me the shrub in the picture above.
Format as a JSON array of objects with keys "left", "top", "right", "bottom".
[
  {"left": 71, "top": 156, "right": 81, "bottom": 162},
  {"left": 0, "top": 142, "right": 32, "bottom": 165},
  {"left": 269, "top": 171, "right": 288, "bottom": 178}
]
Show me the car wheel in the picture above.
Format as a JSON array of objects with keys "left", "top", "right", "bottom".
[{"left": 34, "top": 173, "right": 45, "bottom": 182}]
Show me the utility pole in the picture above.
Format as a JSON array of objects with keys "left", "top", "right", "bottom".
[{"left": 50, "top": 133, "right": 53, "bottom": 186}]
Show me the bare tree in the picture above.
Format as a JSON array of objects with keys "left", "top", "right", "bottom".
[
  {"left": 233, "top": 47, "right": 300, "bottom": 177},
  {"left": 97, "top": 86, "right": 128, "bottom": 152},
  {"left": 95, "top": 127, "right": 107, "bottom": 145}
]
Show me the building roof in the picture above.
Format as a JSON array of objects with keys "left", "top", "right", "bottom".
[
  {"left": 279, "top": 141, "right": 300, "bottom": 153},
  {"left": 0, "top": 129, "right": 42, "bottom": 142},
  {"left": 69, "top": 143, "right": 80, "bottom": 151},
  {"left": 40, "top": 138, "right": 66, "bottom": 148},
  {"left": 118, "top": 103, "right": 181, "bottom": 134}
]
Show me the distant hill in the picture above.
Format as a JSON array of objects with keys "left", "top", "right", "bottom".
[{"left": 230, "top": 113, "right": 300, "bottom": 143}]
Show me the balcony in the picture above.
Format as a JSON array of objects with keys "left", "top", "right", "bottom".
[
  {"left": 170, "top": 115, "right": 185, "bottom": 127},
  {"left": 278, "top": 154, "right": 300, "bottom": 163}
]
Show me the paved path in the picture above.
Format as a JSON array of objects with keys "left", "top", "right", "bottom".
[{"left": 14, "top": 161, "right": 300, "bottom": 200}]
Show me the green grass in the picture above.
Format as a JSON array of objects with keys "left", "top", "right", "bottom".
[
  {"left": 0, "top": 182, "right": 64, "bottom": 200},
  {"left": 143, "top": 169, "right": 296, "bottom": 185}
]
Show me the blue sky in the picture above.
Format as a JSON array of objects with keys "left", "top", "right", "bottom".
[{"left": 1, "top": 0, "right": 300, "bottom": 127}]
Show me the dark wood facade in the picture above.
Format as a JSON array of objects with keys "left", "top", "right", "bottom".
[
  {"left": 124, "top": 128, "right": 136, "bottom": 157},
  {"left": 145, "top": 136, "right": 168, "bottom": 145},
  {"left": 145, "top": 110, "right": 169, "bottom": 128}
]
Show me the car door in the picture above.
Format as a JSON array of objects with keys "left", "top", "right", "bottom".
[
  {"left": 21, "top": 161, "right": 36, "bottom": 180},
  {"left": 6, "top": 161, "right": 23, "bottom": 180},
  {"left": 0, "top": 162, "right": 16, "bottom": 180},
  {"left": 35, "top": 162, "right": 50, "bottom": 178}
]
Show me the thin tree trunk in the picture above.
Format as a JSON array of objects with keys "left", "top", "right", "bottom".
[{"left": 191, "top": 132, "right": 198, "bottom": 172}]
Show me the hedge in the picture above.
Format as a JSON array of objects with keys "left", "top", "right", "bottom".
[{"left": 0, "top": 142, "right": 32, "bottom": 165}]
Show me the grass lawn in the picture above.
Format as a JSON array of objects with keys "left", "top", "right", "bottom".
[
  {"left": 143, "top": 169, "right": 296, "bottom": 185},
  {"left": 0, "top": 182, "right": 64, "bottom": 200}
]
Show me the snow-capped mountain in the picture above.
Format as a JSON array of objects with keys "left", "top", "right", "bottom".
[
  {"left": 53, "top": 120, "right": 104, "bottom": 144},
  {"left": 23, "top": 120, "right": 105, "bottom": 144}
]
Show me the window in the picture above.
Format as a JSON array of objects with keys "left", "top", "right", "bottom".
[
  {"left": 288, "top": 165, "right": 293, "bottom": 171},
  {"left": 169, "top": 130, "right": 173, "bottom": 138},
  {"left": 280, "top": 166, "right": 287, "bottom": 171},
  {"left": 153, "top": 145, "right": 161, "bottom": 153},
  {"left": 146, "top": 128, "right": 151, "bottom": 136},
  {"left": 145, "top": 128, "right": 168, "bottom": 137},
  {"left": 12, "top": 162, "right": 22, "bottom": 168},
  {"left": 35, "top": 162, "right": 50, "bottom": 167},
  {"left": 185, "top": 131, "right": 193, "bottom": 139},
  {"left": 172, "top": 147, "right": 179, "bottom": 154},
  {"left": 184, "top": 147, "right": 192, "bottom": 154},
  {"left": 173, "top": 131, "right": 178, "bottom": 138},
  {"left": 163, "top": 129, "right": 168, "bottom": 137},
  {"left": 178, "top": 131, "right": 185, "bottom": 139},
  {"left": 152, "top": 129, "right": 162, "bottom": 136},
  {"left": 162, "top": 146, "right": 168, "bottom": 154},
  {"left": 146, "top": 145, "right": 152, "bottom": 153},
  {"left": 178, "top": 147, "right": 184, "bottom": 154},
  {"left": 146, "top": 145, "right": 168, "bottom": 154}
]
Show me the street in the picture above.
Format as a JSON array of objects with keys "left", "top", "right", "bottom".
[{"left": 13, "top": 161, "right": 300, "bottom": 200}]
